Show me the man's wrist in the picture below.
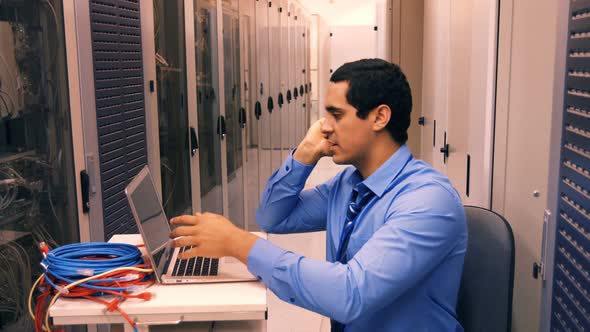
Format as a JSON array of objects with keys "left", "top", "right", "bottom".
[
  {"left": 293, "top": 141, "right": 321, "bottom": 165},
  {"left": 228, "top": 229, "right": 259, "bottom": 264}
]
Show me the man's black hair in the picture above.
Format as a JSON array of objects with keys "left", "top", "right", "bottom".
[{"left": 330, "top": 58, "right": 412, "bottom": 145}]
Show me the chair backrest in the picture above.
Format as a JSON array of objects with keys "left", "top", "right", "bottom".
[{"left": 456, "top": 206, "right": 515, "bottom": 332}]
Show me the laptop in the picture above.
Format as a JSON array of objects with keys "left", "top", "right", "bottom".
[{"left": 125, "top": 165, "right": 257, "bottom": 284}]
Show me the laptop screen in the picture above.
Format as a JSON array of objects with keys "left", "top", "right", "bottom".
[{"left": 128, "top": 171, "right": 171, "bottom": 255}]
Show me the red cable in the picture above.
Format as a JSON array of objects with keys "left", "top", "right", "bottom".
[{"left": 32, "top": 264, "right": 154, "bottom": 331}]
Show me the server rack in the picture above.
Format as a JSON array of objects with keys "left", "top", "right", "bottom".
[
  {"left": 293, "top": 5, "right": 302, "bottom": 147},
  {"left": 145, "top": 0, "right": 312, "bottom": 232},
  {"left": 279, "top": 0, "right": 291, "bottom": 161},
  {"left": 74, "top": 0, "right": 152, "bottom": 242},
  {"left": 305, "top": 15, "right": 312, "bottom": 131},
  {"left": 149, "top": 0, "right": 256, "bottom": 230},
  {"left": 268, "top": 0, "right": 281, "bottom": 171},
  {"left": 0, "top": 0, "right": 84, "bottom": 329},
  {"left": 296, "top": 6, "right": 307, "bottom": 144},
  {"left": 193, "top": 0, "right": 225, "bottom": 217},
  {"left": 222, "top": 0, "right": 246, "bottom": 228},
  {"left": 542, "top": 1, "right": 590, "bottom": 331},
  {"left": 241, "top": 0, "right": 261, "bottom": 231},
  {"left": 152, "top": 0, "right": 193, "bottom": 222},
  {"left": 255, "top": 0, "right": 271, "bottom": 198},
  {"left": 288, "top": 1, "right": 298, "bottom": 152}
]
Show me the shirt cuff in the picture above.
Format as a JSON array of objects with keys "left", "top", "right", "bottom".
[
  {"left": 247, "top": 238, "right": 285, "bottom": 283},
  {"left": 273, "top": 149, "right": 315, "bottom": 186}
]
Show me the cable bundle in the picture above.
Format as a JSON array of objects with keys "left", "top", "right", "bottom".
[{"left": 28, "top": 242, "right": 154, "bottom": 332}]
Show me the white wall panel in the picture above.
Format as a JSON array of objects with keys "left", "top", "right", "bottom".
[
  {"left": 329, "top": 26, "right": 377, "bottom": 74},
  {"left": 420, "top": 0, "right": 449, "bottom": 173},
  {"left": 493, "top": 1, "right": 561, "bottom": 330}
]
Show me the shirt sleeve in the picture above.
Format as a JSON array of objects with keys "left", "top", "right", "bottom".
[
  {"left": 255, "top": 150, "right": 342, "bottom": 234},
  {"left": 247, "top": 183, "right": 467, "bottom": 324}
]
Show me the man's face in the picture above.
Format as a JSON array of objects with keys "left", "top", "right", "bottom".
[{"left": 323, "top": 81, "right": 374, "bottom": 165}]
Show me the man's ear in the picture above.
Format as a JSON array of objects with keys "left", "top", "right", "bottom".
[{"left": 371, "top": 105, "right": 391, "bottom": 132}]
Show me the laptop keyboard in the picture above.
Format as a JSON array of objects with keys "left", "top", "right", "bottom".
[{"left": 171, "top": 246, "right": 219, "bottom": 277}]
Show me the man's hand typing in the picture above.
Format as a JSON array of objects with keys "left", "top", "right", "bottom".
[{"left": 169, "top": 213, "right": 259, "bottom": 264}]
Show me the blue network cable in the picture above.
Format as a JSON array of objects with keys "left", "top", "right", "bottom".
[{"left": 41, "top": 242, "right": 146, "bottom": 292}]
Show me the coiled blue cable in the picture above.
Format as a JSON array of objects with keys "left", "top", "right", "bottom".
[{"left": 41, "top": 242, "right": 145, "bottom": 293}]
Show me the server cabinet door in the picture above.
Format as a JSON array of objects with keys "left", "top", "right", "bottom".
[
  {"left": 239, "top": 0, "right": 260, "bottom": 231},
  {"left": 295, "top": 8, "right": 304, "bottom": 143},
  {"left": 76, "top": 0, "right": 150, "bottom": 241},
  {"left": 184, "top": 0, "right": 202, "bottom": 214},
  {"left": 268, "top": 0, "right": 282, "bottom": 172},
  {"left": 153, "top": 0, "right": 193, "bottom": 219},
  {"left": 256, "top": 0, "right": 271, "bottom": 197},
  {"left": 289, "top": 3, "right": 299, "bottom": 150},
  {"left": 194, "top": 0, "right": 224, "bottom": 215},
  {"left": 280, "top": 0, "right": 292, "bottom": 161},
  {"left": 302, "top": 16, "right": 309, "bottom": 134},
  {"left": 221, "top": 0, "right": 245, "bottom": 228},
  {"left": 306, "top": 19, "right": 312, "bottom": 131}
]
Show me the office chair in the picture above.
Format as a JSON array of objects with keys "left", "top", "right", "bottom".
[{"left": 456, "top": 206, "right": 515, "bottom": 332}]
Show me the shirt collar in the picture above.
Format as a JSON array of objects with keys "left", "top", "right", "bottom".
[{"left": 349, "top": 144, "right": 413, "bottom": 198}]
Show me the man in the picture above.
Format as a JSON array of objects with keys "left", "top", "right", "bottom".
[{"left": 170, "top": 59, "right": 467, "bottom": 331}]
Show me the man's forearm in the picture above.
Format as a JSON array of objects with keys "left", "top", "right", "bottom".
[
  {"left": 293, "top": 142, "right": 322, "bottom": 166},
  {"left": 256, "top": 149, "right": 318, "bottom": 233}
]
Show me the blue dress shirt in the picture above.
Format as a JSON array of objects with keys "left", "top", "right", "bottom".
[{"left": 248, "top": 145, "right": 467, "bottom": 331}]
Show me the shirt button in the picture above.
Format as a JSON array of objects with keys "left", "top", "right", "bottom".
[
  {"left": 289, "top": 297, "right": 295, "bottom": 303},
  {"left": 286, "top": 166, "right": 290, "bottom": 171}
]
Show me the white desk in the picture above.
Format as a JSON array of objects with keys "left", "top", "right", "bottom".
[{"left": 49, "top": 234, "right": 268, "bottom": 332}]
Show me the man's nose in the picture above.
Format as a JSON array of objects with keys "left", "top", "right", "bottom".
[{"left": 321, "top": 118, "right": 334, "bottom": 133}]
